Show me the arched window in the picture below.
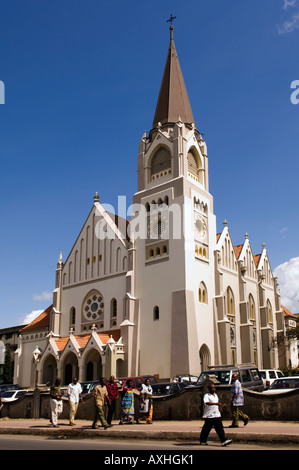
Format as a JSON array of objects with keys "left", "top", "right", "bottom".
[
  {"left": 267, "top": 299, "right": 273, "bottom": 324},
  {"left": 187, "top": 150, "right": 198, "bottom": 177},
  {"left": 153, "top": 306, "right": 159, "bottom": 321},
  {"left": 150, "top": 147, "right": 171, "bottom": 179},
  {"left": 70, "top": 307, "right": 76, "bottom": 326},
  {"left": 199, "top": 282, "right": 208, "bottom": 304},
  {"left": 227, "top": 287, "right": 235, "bottom": 322},
  {"left": 249, "top": 294, "right": 255, "bottom": 322},
  {"left": 187, "top": 148, "right": 202, "bottom": 183},
  {"left": 110, "top": 298, "right": 117, "bottom": 327},
  {"left": 111, "top": 298, "right": 117, "bottom": 317}
]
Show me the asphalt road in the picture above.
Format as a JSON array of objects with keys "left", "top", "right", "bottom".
[{"left": 0, "top": 435, "right": 297, "bottom": 452}]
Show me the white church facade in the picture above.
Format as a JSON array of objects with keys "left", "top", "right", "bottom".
[{"left": 14, "top": 26, "right": 284, "bottom": 387}]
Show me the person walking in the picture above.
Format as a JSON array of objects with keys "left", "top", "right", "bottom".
[
  {"left": 105, "top": 375, "right": 119, "bottom": 425},
  {"left": 119, "top": 380, "right": 135, "bottom": 424},
  {"left": 229, "top": 373, "right": 249, "bottom": 427},
  {"left": 92, "top": 377, "right": 111, "bottom": 429},
  {"left": 50, "top": 378, "right": 63, "bottom": 428},
  {"left": 199, "top": 382, "right": 232, "bottom": 446},
  {"left": 67, "top": 377, "right": 83, "bottom": 426},
  {"left": 137, "top": 378, "right": 153, "bottom": 424}
]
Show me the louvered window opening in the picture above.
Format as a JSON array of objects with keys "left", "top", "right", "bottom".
[
  {"left": 151, "top": 148, "right": 171, "bottom": 177},
  {"left": 187, "top": 151, "right": 198, "bottom": 177}
]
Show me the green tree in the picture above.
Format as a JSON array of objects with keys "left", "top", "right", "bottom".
[
  {"left": 2, "top": 348, "right": 13, "bottom": 384},
  {"left": 270, "top": 325, "right": 299, "bottom": 350}
]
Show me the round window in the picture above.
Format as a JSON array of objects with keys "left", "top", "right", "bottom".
[{"left": 83, "top": 293, "right": 104, "bottom": 321}]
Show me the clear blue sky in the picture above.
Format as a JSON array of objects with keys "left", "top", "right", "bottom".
[{"left": 0, "top": 0, "right": 299, "bottom": 328}]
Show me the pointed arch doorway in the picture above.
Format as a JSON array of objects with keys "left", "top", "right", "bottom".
[
  {"left": 199, "top": 344, "right": 211, "bottom": 373},
  {"left": 83, "top": 349, "right": 102, "bottom": 381}
]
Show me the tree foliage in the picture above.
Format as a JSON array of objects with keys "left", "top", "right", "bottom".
[
  {"left": 270, "top": 325, "right": 299, "bottom": 350},
  {"left": 2, "top": 348, "right": 13, "bottom": 384}
]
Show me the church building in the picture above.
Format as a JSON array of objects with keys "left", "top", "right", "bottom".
[{"left": 14, "top": 26, "right": 284, "bottom": 387}]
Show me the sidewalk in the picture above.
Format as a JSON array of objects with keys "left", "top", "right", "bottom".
[{"left": 0, "top": 418, "right": 298, "bottom": 444}]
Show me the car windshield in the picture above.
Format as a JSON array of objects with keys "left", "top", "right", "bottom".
[
  {"left": 197, "top": 370, "right": 231, "bottom": 384},
  {"left": 135, "top": 379, "right": 143, "bottom": 388},
  {"left": 270, "top": 378, "right": 299, "bottom": 389},
  {"left": 144, "top": 376, "right": 157, "bottom": 384},
  {"left": 1, "top": 391, "right": 15, "bottom": 398},
  {"left": 249, "top": 368, "right": 261, "bottom": 381},
  {"left": 152, "top": 385, "right": 171, "bottom": 395},
  {"left": 81, "top": 382, "right": 98, "bottom": 395},
  {"left": 0, "top": 385, "right": 19, "bottom": 393}
]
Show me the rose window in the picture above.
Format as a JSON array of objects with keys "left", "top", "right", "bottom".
[{"left": 83, "top": 293, "right": 104, "bottom": 321}]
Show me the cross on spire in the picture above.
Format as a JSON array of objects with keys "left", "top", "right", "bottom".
[{"left": 167, "top": 14, "right": 176, "bottom": 26}]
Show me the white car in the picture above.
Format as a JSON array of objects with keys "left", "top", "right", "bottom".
[
  {"left": 262, "top": 376, "right": 299, "bottom": 394},
  {"left": 259, "top": 369, "right": 284, "bottom": 388},
  {"left": 0, "top": 390, "right": 30, "bottom": 403}
]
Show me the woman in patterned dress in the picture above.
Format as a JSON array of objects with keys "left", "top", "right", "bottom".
[{"left": 119, "top": 380, "right": 135, "bottom": 424}]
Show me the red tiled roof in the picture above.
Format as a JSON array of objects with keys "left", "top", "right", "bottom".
[
  {"left": 281, "top": 305, "right": 298, "bottom": 319},
  {"left": 234, "top": 244, "right": 243, "bottom": 260},
  {"left": 74, "top": 334, "right": 90, "bottom": 348},
  {"left": 20, "top": 305, "right": 52, "bottom": 332},
  {"left": 55, "top": 337, "right": 69, "bottom": 351},
  {"left": 54, "top": 329, "right": 121, "bottom": 352},
  {"left": 101, "top": 329, "right": 121, "bottom": 342},
  {"left": 97, "top": 333, "right": 110, "bottom": 344},
  {"left": 253, "top": 254, "right": 261, "bottom": 267}
]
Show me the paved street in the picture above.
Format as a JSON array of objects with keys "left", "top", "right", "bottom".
[{"left": 0, "top": 434, "right": 297, "bottom": 451}]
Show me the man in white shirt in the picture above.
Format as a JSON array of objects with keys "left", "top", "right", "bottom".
[
  {"left": 67, "top": 377, "right": 83, "bottom": 426},
  {"left": 199, "top": 382, "right": 232, "bottom": 446}
]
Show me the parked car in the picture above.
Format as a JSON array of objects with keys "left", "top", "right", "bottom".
[
  {"left": 0, "top": 389, "right": 31, "bottom": 403},
  {"left": 196, "top": 365, "right": 264, "bottom": 391},
  {"left": 79, "top": 381, "right": 100, "bottom": 397},
  {"left": 172, "top": 375, "right": 199, "bottom": 384},
  {"left": 117, "top": 375, "right": 158, "bottom": 391},
  {"left": 259, "top": 369, "right": 284, "bottom": 389},
  {"left": 0, "top": 384, "right": 21, "bottom": 394},
  {"left": 262, "top": 376, "right": 299, "bottom": 394},
  {"left": 151, "top": 382, "right": 189, "bottom": 396}
]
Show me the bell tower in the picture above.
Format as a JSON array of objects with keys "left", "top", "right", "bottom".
[
  {"left": 132, "top": 24, "right": 217, "bottom": 378},
  {"left": 137, "top": 24, "right": 209, "bottom": 194}
]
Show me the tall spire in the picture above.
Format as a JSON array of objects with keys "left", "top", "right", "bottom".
[{"left": 152, "top": 25, "right": 195, "bottom": 128}]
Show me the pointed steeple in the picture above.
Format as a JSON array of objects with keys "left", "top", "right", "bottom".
[{"left": 152, "top": 25, "right": 195, "bottom": 128}]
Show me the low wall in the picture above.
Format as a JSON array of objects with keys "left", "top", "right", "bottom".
[{"left": 1, "top": 385, "right": 299, "bottom": 422}]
